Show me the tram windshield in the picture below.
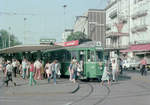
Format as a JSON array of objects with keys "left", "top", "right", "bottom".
[
  {"left": 87, "top": 50, "right": 95, "bottom": 62},
  {"left": 96, "top": 51, "right": 103, "bottom": 62}
]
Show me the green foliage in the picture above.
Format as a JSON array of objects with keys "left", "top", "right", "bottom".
[
  {"left": 0, "top": 29, "right": 22, "bottom": 49},
  {"left": 66, "top": 31, "right": 91, "bottom": 43}
]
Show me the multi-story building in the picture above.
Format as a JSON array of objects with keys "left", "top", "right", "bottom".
[
  {"left": 123, "top": 0, "right": 150, "bottom": 63},
  {"left": 74, "top": 14, "right": 88, "bottom": 36},
  {"left": 74, "top": 9, "right": 106, "bottom": 47},
  {"left": 130, "top": 0, "right": 150, "bottom": 44},
  {"left": 106, "top": 0, "right": 150, "bottom": 63},
  {"left": 106, "top": 0, "right": 130, "bottom": 49},
  {"left": 62, "top": 29, "right": 74, "bottom": 42},
  {"left": 105, "top": 0, "right": 130, "bottom": 58}
]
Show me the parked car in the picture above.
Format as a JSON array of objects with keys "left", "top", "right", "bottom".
[{"left": 122, "top": 59, "right": 140, "bottom": 71}]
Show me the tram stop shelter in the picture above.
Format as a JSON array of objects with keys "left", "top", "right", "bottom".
[{"left": 0, "top": 44, "right": 63, "bottom": 54}]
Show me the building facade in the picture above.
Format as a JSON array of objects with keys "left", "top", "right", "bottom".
[
  {"left": 74, "top": 9, "right": 106, "bottom": 47},
  {"left": 62, "top": 29, "right": 74, "bottom": 42},
  {"left": 130, "top": 0, "right": 150, "bottom": 44},
  {"left": 126, "top": 0, "right": 150, "bottom": 63},
  {"left": 74, "top": 13, "right": 88, "bottom": 36},
  {"left": 105, "top": 0, "right": 130, "bottom": 52},
  {"left": 106, "top": 0, "right": 150, "bottom": 63}
]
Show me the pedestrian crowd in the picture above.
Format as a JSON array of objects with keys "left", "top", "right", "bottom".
[
  {"left": 0, "top": 56, "right": 148, "bottom": 87},
  {"left": 68, "top": 57, "right": 83, "bottom": 83},
  {"left": 0, "top": 57, "right": 61, "bottom": 87},
  {"left": 100, "top": 56, "right": 148, "bottom": 86}
]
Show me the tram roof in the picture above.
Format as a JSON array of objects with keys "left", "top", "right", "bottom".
[
  {"left": 0, "top": 44, "right": 63, "bottom": 54},
  {"left": 65, "top": 41, "right": 103, "bottom": 49}
]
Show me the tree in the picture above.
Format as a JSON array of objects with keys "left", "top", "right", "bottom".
[
  {"left": 66, "top": 31, "right": 91, "bottom": 43},
  {"left": 0, "top": 29, "right": 22, "bottom": 49}
]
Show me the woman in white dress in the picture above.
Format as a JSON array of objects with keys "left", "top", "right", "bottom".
[{"left": 101, "top": 61, "right": 111, "bottom": 86}]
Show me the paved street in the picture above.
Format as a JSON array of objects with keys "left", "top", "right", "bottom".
[{"left": 0, "top": 71, "right": 150, "bottom": 105}]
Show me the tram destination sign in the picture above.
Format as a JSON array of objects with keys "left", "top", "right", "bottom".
[
  {"left": 96, "top": 41, "right": 101, "bottom": 47},
  {"left": 96, "top": 41, "right": 103, "bottom": 50}
]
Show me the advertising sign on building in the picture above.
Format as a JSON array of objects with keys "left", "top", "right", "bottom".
[{"left": 64, "top": 40, "right": 79, "bottom": 47}]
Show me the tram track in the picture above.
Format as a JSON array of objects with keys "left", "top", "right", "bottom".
[
  {"left": 68, "top": 81, "right": 111, "bottom": 105},
  {"left": 67, "top": 82, "right": 94, "bottom": 105},
  {"left": 93, "top": 84, "right": 110, "bottom": 105}
]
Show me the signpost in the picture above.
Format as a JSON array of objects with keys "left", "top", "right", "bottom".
[{"left": 40, "top": 39, "right": 56, "bottom": 45}]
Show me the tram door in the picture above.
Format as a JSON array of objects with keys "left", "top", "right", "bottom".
[
  {"left": 79, "top": 50, "right": 85, "bottom": 74},
  {"left": 85, "top": 50, "right": 97, "bottom": 78}
]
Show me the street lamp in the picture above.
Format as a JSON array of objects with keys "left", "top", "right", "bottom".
[
  {"left": 23, "top": 17, "right": 27, "bottom": 45},
  {"left": 62, "top": 5, "right": 67, "bottom": 29},
  {"left": 8, "top": 27, "right": 11, "bottom": 47},
  {"left": 0, "top": 33, "right": 2, "bottom": 49}
]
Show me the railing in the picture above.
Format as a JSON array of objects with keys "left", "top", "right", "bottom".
[
  {"left": 131, "top": 24, "right": 147, "bottom": 33},
  {"left": 105, "top": 44, "right": 128, "bottom": 49},
  {"left": 106, "top": 32, "right": 129, "bottom": 38},
  {"left": 132, "top": 10, "right": 147, "bottom": 20},
  {"left": 130, "top": 40, "right": 150, "bottom": 45},
  {"left": 109, "top": 10, "right": 117, "bottom": 19}
]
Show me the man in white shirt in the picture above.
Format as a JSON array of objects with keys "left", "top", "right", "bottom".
[
  {"left": 4, "top": 61, "right": 16, "bottom": 87},
  {"left": 111, "top": 59, "right": 119, "bottom": 82}
]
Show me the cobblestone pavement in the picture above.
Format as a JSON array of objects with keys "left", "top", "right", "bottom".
[{"left": 0, "top": 70, "right": 150, "bottom": 105}]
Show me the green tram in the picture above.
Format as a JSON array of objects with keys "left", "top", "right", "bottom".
[
  {"left": 0, "top": 41, "right": 105, "bottom": 80},
  {"left": 44, "top": 41, "right": 105, "bottom": 80}
]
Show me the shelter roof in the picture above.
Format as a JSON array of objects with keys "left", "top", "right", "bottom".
[
  {"left": 0, "top": 44, "right": 63, "bottom": 54},
  {"left": 66, "top": 41, "right": 103, "bottom": 49}
]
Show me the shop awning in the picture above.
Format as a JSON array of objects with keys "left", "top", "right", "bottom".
[
  {"left": 130, "top": 44, "right": 150, "bottom": 51},
  {"left": 120, "top": 43, "right": 150, "bottom": 53}
]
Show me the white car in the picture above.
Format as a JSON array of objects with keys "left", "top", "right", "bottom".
[{"left": 123, "top": 60, "right": 140, "bottom": 70}]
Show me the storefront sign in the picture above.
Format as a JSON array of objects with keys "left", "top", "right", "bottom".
[{"left": 64, "top": 40, "right": 79, "bottom": 47}]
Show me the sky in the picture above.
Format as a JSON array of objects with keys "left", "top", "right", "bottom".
[{"left": 0, "top": 0, "right": 108, "bottom": 44}]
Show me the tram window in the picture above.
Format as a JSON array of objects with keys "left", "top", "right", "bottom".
[
  {"left": 90, "top": 51, "right": 95, "bottom": 62},
  {"left": 87, "top": 50, "right": 90, "bottom": 62},
  {"left": 62, "top": 54, "right": 65, "bottom": 62},
  {"left": 71, "top": 51, "right": 78, "bottom": 59},
  {"left": 96, "top": 51, "right": 103, "bottom": 61},
  {"left": 80, "top": 51, "right": 84, "bottom": 55},
  {"left": 80, "top": 54, "right": 84, "bottom": 60},
  {"left": 79, "top": 50, "right": 84, "bottom": 60},
  {"left": 65, "top": 51, "right": 71, "bottom": 61},
  {"left": 87, "top": 50, "right": 95, "bottom": 62}
]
